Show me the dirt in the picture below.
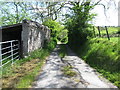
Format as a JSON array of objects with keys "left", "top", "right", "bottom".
[{"left": 2, "top": 59, "right": 40, "bottom": 88}]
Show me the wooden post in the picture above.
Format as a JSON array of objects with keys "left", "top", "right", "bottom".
[
  {"left": 97, "top": 26, "right": 101, "bottom": 37},
  {"left": 0, "top": 43, "right": 2, "bottom": 68},
  {"left": 93, "top": 26, "right": 96, "bottom": 37},
  {"left": 0, "top": 28, "right": 2, "bottom": 64},
  {"left": 105, "top": 26, "right": 110, "bottom": 40},
  {"left": 0, "top": 28, "right": 2, "bottom": 89},
  {"left": 0, "top": 44, "right": 2, "bottom": 64},
  {"left": 0, "top": 44, "right": 2, "bottom": 90}
]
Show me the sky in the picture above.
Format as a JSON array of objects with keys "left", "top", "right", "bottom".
[
  {"left": 91, "top": 0, "right": 118, "bottom": 26},
  {"left": 58, "top": 0, "right": 119, "bottom": 26},
  {"left": 0, "top": 0, "right": 119, "bottom": 26}
]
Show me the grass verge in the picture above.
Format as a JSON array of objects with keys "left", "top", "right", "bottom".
[
  {"left": 15, "top": 59, "right": 45, "bottom": 88},
  {"left": 2, "top": 41, "right": 56, "bottom": 88},
  {"left": 71, "top": 37, "right": 120, "bottom": 88}
]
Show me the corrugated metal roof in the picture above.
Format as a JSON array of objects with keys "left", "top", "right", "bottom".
[{"left": 1, "top": 23, "right": 22, "bottom": 30}]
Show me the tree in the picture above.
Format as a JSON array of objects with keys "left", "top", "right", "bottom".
[
  {"left": 0, "top": 0, "right": 117, "bottom": 26},
  {"left": 0, "top": 2, "right": 48, "bottom": 25},
  {"left": 49, "top": 0, "right": 118, "bottom": 47},
  {"left": 0, "top": 2, "right": 31, "bottom": 25},
  {"left": 63, "top": 1, "right": 95, "bottom": 47},
  {"left": 43, "top": 19, "right": 68, "bottom": 43}
]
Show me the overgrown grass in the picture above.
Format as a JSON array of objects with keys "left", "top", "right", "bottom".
[
  {"left": 62, "top": 65, "right": 77, "bottom": 77},
  {"left": 58, "top": 44, "right": 67, "bottom": 58},
  {"left": 72, "top": 37, "right": 120, "bottom": 88},
  {"left": 15, "top": 59, "right": 45, "bottom": 88},
  {"left": 2, "top": 40, "right": 56, "bottom": 88}
]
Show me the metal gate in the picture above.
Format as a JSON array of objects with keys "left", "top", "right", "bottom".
[{"left": 0, "top": 40, "right": 20, "bottom": 67}]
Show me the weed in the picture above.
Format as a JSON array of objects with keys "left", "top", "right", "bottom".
[{"left": 62, "top": 65, "right": 76, "bottom": 77}]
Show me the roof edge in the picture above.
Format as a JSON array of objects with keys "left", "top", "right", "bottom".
[{"left": 1, "top": 23, "right": 22, "bottom": 29}]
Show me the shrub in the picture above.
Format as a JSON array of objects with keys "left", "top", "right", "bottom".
[{"left": 43, "top": 19, "right": 68, "bottom": 44}]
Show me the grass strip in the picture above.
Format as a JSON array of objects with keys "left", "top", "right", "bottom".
[
  {"left": 71, "top": 37, "right": 120, "bottom": 88},
  {"left": 62, "top": 65, "right": 77, "bottom": 77}
]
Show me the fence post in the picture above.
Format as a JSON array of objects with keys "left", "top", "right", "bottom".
[
  {"left": 0, "top": 43, "right": 2, "bottom": 88},
  {"left": 93, "top": 26, "right": 96, "bottom": 37},
  {"left": 0, "top": 43, "right": 2, "bottom": 67},
  {"left": 0, "top": 28, "right": 2, "bottom": 89},
  {"left": 0, "top": 28, "right": 2, "bottom": 68},
  {"left": 97, "top": 26, "right": 101, "bottom": 37},
  {"left": 11, "top": 41, "right": 13, "bottom": 64},
  {"left": 105, "top": 26, "right": 110, "bottom": 40}
]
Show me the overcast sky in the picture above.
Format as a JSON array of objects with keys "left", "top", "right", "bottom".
[
  {"left": 91, "top": 0, "right": 118, "bottom": 26},
  {"left": 0, "top": 0, "right": 119, "bottom": 26},
  {"left": 59, "top": 0, "right": 119, "bottom": 26}
]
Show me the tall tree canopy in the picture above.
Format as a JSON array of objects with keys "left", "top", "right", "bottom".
[{"left": 0, "top": 0, "right": 117, "bottom": 26}]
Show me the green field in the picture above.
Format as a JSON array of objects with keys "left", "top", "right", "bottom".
[{"left": 94, "top": 27, "right": 120, "bottom": 37}]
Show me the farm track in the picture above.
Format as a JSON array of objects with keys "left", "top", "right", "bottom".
[{"left": 33, "top": 45, "right": 117, "bottom": 88}]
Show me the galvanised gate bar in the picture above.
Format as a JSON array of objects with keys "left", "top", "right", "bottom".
[{"left": 0, "top": 40, "right": 20, "bottom": 67}]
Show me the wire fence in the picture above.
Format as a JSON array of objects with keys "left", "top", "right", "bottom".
[
  {"left": 93, "top": 26, "right": 120, "bottom": 40},
  {"left": 0, "top": 40, "right": 20, "bottom": 68}
]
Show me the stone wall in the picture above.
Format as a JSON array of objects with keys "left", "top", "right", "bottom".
[{"left": 22, "top": 20, "right": 50, "bottom": 56}]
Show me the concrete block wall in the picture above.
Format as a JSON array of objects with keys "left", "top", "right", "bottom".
[{"left": 22, "top": 20, "right": 50, "bottom": 56}]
